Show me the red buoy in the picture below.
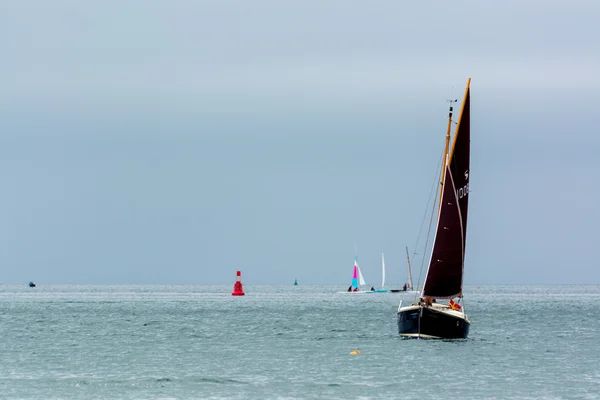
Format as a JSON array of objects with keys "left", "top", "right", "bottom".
[{"left": 232, "top": 270, "right": 245, "bottom": 296}]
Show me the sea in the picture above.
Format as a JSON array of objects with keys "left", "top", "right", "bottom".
[{"left": 1, "top": 284, "right": 598, "bottom": 400}]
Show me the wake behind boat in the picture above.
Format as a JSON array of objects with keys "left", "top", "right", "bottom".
[{"left": 397, "top": 78, "right": 472, "bottom": 339}]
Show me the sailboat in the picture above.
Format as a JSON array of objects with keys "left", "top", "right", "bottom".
[
  {"left": 340, "top": 256, "right": 369, "bottom": 293},
  {"left": 390, "top": 247, "right": 418, "bottom": 293},
  {"left": 397, "top": 78, "right": 472, "bottom": 339},
  {"left": 368, "top": 253, "right": 388, "bottom": 293},
  {"left": 405, "top": 247, "right": 414, "bottom": 291}
]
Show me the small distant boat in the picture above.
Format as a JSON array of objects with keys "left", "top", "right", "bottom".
[
  {"left": 294, "top": 279, "right": 298, "bottom": 286},
  {"left": 397, "top": 78, "right": 472, "bottom": 339},
  {"left": 405, "top": 247, "right": 414, "bottom": 291},
  {"left": 368, "top": 253, "right": 388, "bottom": 293},
  {"left": 28, "top": 282, "right": 36, "bottom": 288},
  {"left": 390, "top": 247, "right": 418, "bottom": 293}
]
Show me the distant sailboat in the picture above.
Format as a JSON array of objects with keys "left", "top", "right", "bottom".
[
  {"left": 340, "top": 256, "right": 369, "bottom": 293},
  {"left": 397, "top": 78, "right": 472, "bottom": 339},
  {"left": 368, "top": 253, "right": 388, "bottom": 293},
  {"left": 390, "top": 247, "right": 417, "bottom": 293},
  {"left": 28, "top": 281, "right": 36, "bottom": 288},
  {"left": 402, "top": 247, "right": 418, "bottom": 293},
  {"left": 294, "top": 278, "right": 298, "bottom": 286},
  {"left": 405, "top": 246, "right": 414, "bottom": 290}
]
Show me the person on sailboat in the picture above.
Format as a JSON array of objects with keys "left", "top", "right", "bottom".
[
  {"left": 371, "top": 286, "right": 375, "bottom": 291},
  {"left": 402, "top": 283, "right": 407, "bottom": 291},
  {"left": 421, "top": 297, "right": 433, "bottom": 306},
  {"left": 347, "top": 286, "right": 352, "bottom": 292},
  {"left": 353, "top": 287, "right": 358, "bottom": 292}
]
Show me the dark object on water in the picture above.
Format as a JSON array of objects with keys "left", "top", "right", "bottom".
[{"left": 29, "top": 282, "right": 36, "bottom": 287}]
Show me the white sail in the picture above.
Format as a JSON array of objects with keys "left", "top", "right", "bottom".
[
  {"left": 358, "top": 266, "right": 366, "bottom": 286},
  {"left": 381, "top": 253, "right": 386, "bottom": 288}
]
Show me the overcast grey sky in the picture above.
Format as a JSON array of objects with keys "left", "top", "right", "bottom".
[{"left": 1, "top": 0, "right": 599, "bottom": 285}]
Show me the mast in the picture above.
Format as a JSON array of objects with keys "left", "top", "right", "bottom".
[
  {"left": 405, "top": 246, "right": 413, "bottom": 289},
  {"left": 448, "top": 78, "right": 471, "bottom": 164},
  {"left": 439, "top": 98, "right": 458, "bottom": 210}
]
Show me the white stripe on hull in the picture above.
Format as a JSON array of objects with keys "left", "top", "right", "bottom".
[{"left": 399, "top": 333, "right": 442, "bottom": 339}]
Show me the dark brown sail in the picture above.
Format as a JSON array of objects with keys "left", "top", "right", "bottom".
[
  {"left": 422, "top": 80, "right": 471, "bottom": 299},
  {"left": 449, "top": 83, "right": 470, "bottom": 248}
]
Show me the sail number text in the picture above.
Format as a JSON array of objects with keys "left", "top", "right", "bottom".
[{"left": 457, "top": 183, "right": 469, "bottom": 199}]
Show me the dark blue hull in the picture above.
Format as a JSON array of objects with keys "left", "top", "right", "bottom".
[{"left": 397, "top": 305, "right": 470, "bottom": 339}]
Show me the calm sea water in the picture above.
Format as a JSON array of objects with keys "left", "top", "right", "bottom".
[{"left": 1, "top": 284, "right": 599, "bottom": 399}]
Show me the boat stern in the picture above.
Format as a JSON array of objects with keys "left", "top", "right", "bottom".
[{"left": 397, "top": 304, "right": 470, "bottom": 339}]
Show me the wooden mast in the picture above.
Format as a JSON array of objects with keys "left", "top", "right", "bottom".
[
  {"left": 439, "top": 98, "right": 457, "bottom": 208},
  {"left": 448, "top": 78, "right": 471, "bottom": 162}
]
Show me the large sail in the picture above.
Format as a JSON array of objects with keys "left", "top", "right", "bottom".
[
  {"left": 381, "top": 253, "right": 386, "bottom": 288},
  {"left": 422, "top": 79, "right": 471, "bottom": 299}
]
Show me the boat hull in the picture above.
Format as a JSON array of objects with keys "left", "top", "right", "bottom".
[{"left": 397, "top": 305, "right": 470, "bottom": 339}]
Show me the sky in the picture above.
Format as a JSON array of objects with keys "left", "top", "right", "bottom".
[{"left": 1, "top": 0, "right": 599, "bottom": 285}]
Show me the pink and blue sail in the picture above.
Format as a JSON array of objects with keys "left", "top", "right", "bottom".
[{"left": 351, "top": 257, "right": 359, "bottom": 289}]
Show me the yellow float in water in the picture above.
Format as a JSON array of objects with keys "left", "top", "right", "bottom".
[{"left": 350, "top": 349, "right": 360, "bottom": 355}]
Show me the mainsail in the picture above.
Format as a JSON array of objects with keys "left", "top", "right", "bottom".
[{"left": 422, "top": 79, "right": 471, "bottom": 299}]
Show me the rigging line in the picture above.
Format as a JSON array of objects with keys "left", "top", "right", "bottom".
[
  {"left": 410, "top": 145, "right": 444, "bottom": 268},
  {"left": 414, "top": 177, "right": 440, "bottom": 303},
  {"left": 413, "top": 148, "right": 444, "bottom": 302},
  {"left": 411, "top": 146, "right": 444, "bottom": 258}
]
